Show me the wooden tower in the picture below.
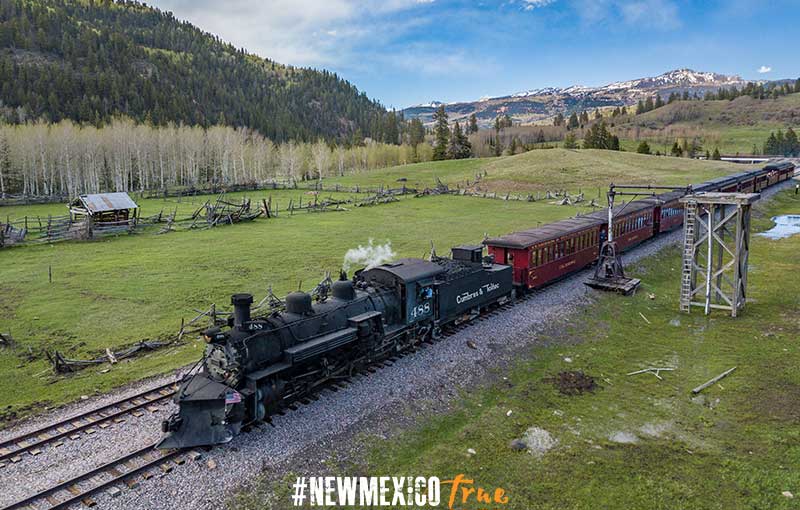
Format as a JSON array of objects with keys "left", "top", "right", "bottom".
[{"left": 679, "top": 192, "right": 760, "bottom": 317}]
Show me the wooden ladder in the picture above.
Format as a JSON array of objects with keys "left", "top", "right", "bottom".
[{"left": 680, "top": 200, "right": 697, "bottom": 313}]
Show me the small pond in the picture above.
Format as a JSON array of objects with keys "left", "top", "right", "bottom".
[{"left": 759, "top": 215, "right": 800, "bottom": 240}]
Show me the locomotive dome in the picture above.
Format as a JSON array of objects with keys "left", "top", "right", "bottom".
[
  {"left": 332, "top": 280, "right": 356, "bottom": 300},
  {"left": 286, "top": 291, "right": 313, "bottom": 315}
]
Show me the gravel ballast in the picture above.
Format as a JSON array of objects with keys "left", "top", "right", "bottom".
[{"left": 0, "top": 180, "right": 793, "bottom": 510}]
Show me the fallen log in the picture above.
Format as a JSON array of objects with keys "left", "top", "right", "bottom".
[{"left": 691, "top": 366, "right": 737, "bottom": 394}]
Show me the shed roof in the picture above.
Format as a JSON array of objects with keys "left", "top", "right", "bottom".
[{"left": 75, "top": 193, "right": 138, "bottom": 213}]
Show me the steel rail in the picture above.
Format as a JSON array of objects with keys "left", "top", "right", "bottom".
[
  {"left": 0, "top": 382, "right": 177, "bottom": 463},
  {"left": 1, "top": 442, "right": 181, "bottom": 510}
]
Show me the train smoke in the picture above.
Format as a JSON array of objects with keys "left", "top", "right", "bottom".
[{"left": 343, "top": 239, "right": 396, "bottom": 271}]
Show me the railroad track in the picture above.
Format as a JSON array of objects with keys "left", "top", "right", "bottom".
[
  {"left": 0, "top": 300, "right": 522, "bottom": 509},
  {"left": 0, "top": 382, "right": 177, "bottom": 465},
  {"left": 0, "top": 443, "right": 188, "bottom": 510}
]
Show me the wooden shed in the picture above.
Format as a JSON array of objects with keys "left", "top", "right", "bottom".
[{"left": 69, "top": 192, "right": 139, "bottom": 224}]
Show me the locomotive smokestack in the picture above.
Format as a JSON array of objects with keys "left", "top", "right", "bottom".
[{"left": 231, "top": 293, "right": 253, "bottom": 327}]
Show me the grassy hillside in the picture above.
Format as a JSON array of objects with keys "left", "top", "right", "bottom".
[
  {"left": 269, "top": 190, "right": 799, "bottom": 510},
  {"left": 0, "top": 0, "right": 389, "bottom": 142},
  {"left": 326, "top": 149, "right": 745, "bottom": 192},
  {"left": 614, "top": 94, "right": 800, "bottom": 154}
]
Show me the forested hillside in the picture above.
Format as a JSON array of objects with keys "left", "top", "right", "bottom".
[{"left": 0, "top": 0, "right": 394, "bottom": 142}]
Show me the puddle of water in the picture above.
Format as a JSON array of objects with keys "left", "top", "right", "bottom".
[{"left": 759, "top": 215, "right": 800, "bottom": 240}]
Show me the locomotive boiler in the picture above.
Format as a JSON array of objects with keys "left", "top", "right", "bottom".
[{"left": 159, "top": 246, "right": 513, "bottom": 449}]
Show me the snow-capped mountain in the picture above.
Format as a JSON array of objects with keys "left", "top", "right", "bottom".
[{"left": 404, "top": 69, "right": 755, "bottom": 126}]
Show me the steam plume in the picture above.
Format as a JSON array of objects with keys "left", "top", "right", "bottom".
[{"left": 343, "top": 239, "right": 396, "bottom": 271}]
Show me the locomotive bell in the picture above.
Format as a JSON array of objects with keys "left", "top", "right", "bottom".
[
  {"left": 231, "top": 293, "right": 253, "bottom": 327},
  {"left": 286, "top": 291, "right": 313, "bottom": 315}
]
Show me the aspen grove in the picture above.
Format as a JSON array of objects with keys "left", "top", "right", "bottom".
[{"left": 0, "top": 119, "right": 434, "bottom": 197}]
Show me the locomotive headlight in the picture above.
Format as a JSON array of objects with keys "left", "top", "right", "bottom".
[{"left": 203, "top": 327, "right": 227, "bottom": 344}]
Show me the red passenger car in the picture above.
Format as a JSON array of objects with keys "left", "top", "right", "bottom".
[
  {"left": 485, "top": 216, "right": 604, "bottom": 289},
  {"left": 588, "top": 200, "right": 657, "bottom": 251}
]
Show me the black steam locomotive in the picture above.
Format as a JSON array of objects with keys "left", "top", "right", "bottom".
[{"left": 159, "top": 246, "right": 513, "bottom": 448}]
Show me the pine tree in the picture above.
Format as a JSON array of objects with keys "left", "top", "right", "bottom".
[
  {"left": 636, "top": 100, "right": 645, "bottom": 115},
  {"left": 447, "top": 122, "right": 462, "bottom": 159},
  {"left": 764, "top": 132, "right": 778, "bottom": 155},
  {"left": 785, "top": 127, "right": 799, "bottom": 156},
  {"left": 458, "top": 124, "right": 472, "bottom": 158},
  {"left": 432, "top": 105, "right": 450, "bottom": 161},
  {"left": 493, "top": 134, "right": 504, "bottom": 156},
  {"left": 582, "top": 121, "right": 617, "bottom": 150},
  {"left": 579, "top": 111, "right": 589, "bottom": 126},
  {"left": 553, "top": 113, "right": 564, "bottom": 127},
  {"left": 670, "top": 141, "right": 682, "bottom": 157},
  {"left": 563, "top": 132, "right": 578, "bottom": 149},
  {"left": 567, "top": 112, "right": 579, "bottom": 130},
  {"left": 408, "top": 118, "right": 426, "bottom": 161},
  {"left": 468, "top": 113, "right": 479, "bottom": 134},
  {"left": 644, "top": 96, "right": 655, "bottom": 112},
  {"left": 636, "top": 141, "right": 651, "bottom": 154},
  {"left": 655, "top": 95, "right": 664, "bottom": 109},
  {"left": 508, "top": 136, "right": 518, "bottom": 155},
  {"left": 711, "top": 148, "right": 721, "bottom": 160},
  {"left": 447, "top": 122, "right": 471, "bottom": 159},
  {"left": 536, "top": 129, "right": 546, "bottom": 144}
]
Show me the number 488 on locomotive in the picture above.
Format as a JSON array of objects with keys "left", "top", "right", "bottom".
[{"left": 159, "top": 246, "right": 513, "bottom": 448}]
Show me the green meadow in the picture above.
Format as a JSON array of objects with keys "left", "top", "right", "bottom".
[{"left": 0, "top": 150, "right": 746, "bottom": 422}]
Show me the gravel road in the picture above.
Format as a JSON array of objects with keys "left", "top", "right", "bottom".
[{"left": 0, "top": 179, "right": 793, "bottom": 510}]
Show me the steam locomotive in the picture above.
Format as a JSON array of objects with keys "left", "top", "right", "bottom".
[{"left": 159, "top": 246, "right": 513, "bottom": 448}]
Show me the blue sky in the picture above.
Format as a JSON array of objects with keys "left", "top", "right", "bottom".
[{"left": 149, "top": 0, "right": 800, "bottom": 109}]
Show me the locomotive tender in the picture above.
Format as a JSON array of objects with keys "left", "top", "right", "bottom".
[
  {"left": 160, "top": 161, "right": 795, "bottom": 449},
  {"left": 159, "top": 246, "right": 513, "bottom": 448}
]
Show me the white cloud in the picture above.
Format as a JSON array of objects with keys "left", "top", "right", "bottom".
[
  {"left": 572, "top": 0, "right": 681, "bottom": 30},
  {"left": 384, "top": 43, "right": 489, "bottom": 76},
  {"left": 523, "top": 0, "right": 556, "bottom": 9},
  {"left": 147, "top": 0, "right": 436, "bottom": 68},
  {"left": 757, "top": 65, "right": 772, "bottom": 74}
]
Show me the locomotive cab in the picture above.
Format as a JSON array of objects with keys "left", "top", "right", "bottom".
[{"left": 361, "top": 259, "right": 444, "bottom": 324}]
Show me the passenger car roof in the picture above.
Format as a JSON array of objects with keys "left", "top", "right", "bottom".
[{"left": 484, "top": 215, "right": 605, "bottom": 249}]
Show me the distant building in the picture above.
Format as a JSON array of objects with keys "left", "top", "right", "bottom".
[{"left": 69, "top": 192, "right": 140, "bottom": 224}]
